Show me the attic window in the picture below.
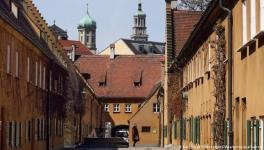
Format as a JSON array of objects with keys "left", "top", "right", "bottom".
[
  {"left": 11, "top": 2, "right": 18, "bottom": 18},
  {"left": 133, "top": 70, "right": 143, "bottom": 87},
  {"left": 82, "top": 73, "right": 91, "bottom": 80},
  {"left": 99, "top": 72, "right": 107, "bottom": 87}
]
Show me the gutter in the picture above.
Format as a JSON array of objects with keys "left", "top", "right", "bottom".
[{"left": 219, "top": 0, "right": 233, "bottom": 149}]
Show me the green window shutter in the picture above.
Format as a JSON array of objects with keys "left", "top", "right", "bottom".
[
  {"left": 194, "top": 117, "right": 197, "bottom": 144},
  {"left": 198, "top": 117, "right": 200, "bottom": 144},
  {"left": 247, "top": 120, "right": 251, "bottom": 150},
  {"left": 164, "top": 125, "right": 167, "bottom": 138},
  {"left": 191, "top": 117, "right": 193, "bottom": 142},
  {"left": 224, "top": 121, "right": 227, "bottom": 145},
  {"left": 256, "top": 120, "right": 260, "bottom": 148},
  {"left": 183, "top": 119, "right": 186, "bottom": 140},
  {"left": 174, "top": 121, "right": 177, "bottom": 139}
]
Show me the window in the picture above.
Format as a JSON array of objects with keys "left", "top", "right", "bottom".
[
  {"left": 142, "top": 126, "right": 151, "bottom": 132},
  {"left": 261, "top": 0, "right": 264, "bottom": 31},
  {"left": 125, "top": 104, "right": 132, "bottom": 112},
  {"left": 25, "top": 120, "right": 31, "bottom": 142},
  {"left": 153, "top": 103, "right": 160, "bottom": 113},
  {"left": 43, "top": 67, "right": 46, "bottom": 89},
  {"left": 242, "top": 0, "right": 247, "bottom": 44},
  {"left": 15, "top": 52, "right": 19, "bottom": 77},
  {"left": 35, "top": 62, "right": 38, "bottom": 86},
  {"left": 39, "top": 62, "right": 42, "bottom": 87},
  {"left": 27, "top": 57, "right": 30, "bottom": 82},
  {"left": 113, "top": 104, "right": 120, "bottom": 112},
  {"left": 11, "top": 2, "right": 18, "bottom": 18},
  {"left": 6, "top": 45, "right": 11, "bottom": 74},
  {"left": 104, "top": 104, "right": 109, "bottom": 112},
  {"left": 139, "top": 45, "right": 144, "bottom": 52},
  {"left": 250, "top": 0, "right": 256, "bottom": 38}
]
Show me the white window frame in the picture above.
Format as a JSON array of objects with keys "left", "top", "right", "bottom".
[
  {"left": 104, "top": 104, "right": 109, "bottom": 112},
  {"left": 242, "top": 0, "right": 248, "bottom": 45},
  {"left": 35, "top": 62, "right": 38, "bottom": 86},
  {"left": 6, "top": 45, "right": 11, "bottom": 74},
  {"left": 250, "top": 0, "right": 256, "bottom": 39},
  {"left": 261, "top": 0, "right": 264, "bottom": 31},
  {"left": 153, "top": 103, "right": 160, "bottom": 113},
  {"left": 39, "top": 62, "right": 42, "bottom": 88},
  {"left": 125, "top": 104, "right": 132, "bottom": 112},
  {"left": 27, "top": 57, "right": 30, "bottom": 82},
  {"left": 15, "top": 52, "right": 19, "bottom": 77},
  {"left": 113, "top": 104, "right": 120, "bottom": 112},
  {"left": 43, "top": 67, "right": 46, "bottom": 89}
]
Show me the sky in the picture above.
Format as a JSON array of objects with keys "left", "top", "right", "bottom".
[{"left": 34, "top": 0, "right": 166, "bottom": 51}]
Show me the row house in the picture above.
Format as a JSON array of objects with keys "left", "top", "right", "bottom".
[
  {"left": 165, "top": 0, "right": 264, "bottom": 149},
  {"left": 24, "top": 0, "right": 104, "bottom": 147},
  {"left": 0, "top": 0, "right": 68, "bottom": 150}
]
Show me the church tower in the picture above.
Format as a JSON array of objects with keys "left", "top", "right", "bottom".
[
  {"left": 131, "top": 1, "right": 148, "bottom": 41},
  {"left": 78, "top": 4, "right": 97, "bottom": 54}
]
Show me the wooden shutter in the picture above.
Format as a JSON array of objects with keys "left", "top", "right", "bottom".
[
  {"left": 247, "top": 120, "right": 251, "bottom": 150},
  {"left": 197, "top": 117, "right": 200, "bottom": 144},
  {"left": 224, "top": 121, "right": 227, "bottom": 145},
  {"left": 11, "top": 121, "right": 15, "bottom": 147},
  {"left": 256, "top": 120, "right": 260, "bottom": 148},
  {"left": 15, "top": 122, "right": 19, "bottom": 147},
  {"left": 25, "top": 121, "right": 28, "bottom": 142},
  {"left": 6, "top": 121, "right": 9, "bottom": 147},
  {"left": 174, "top": 121, "right": 177, "bottom": 139}
]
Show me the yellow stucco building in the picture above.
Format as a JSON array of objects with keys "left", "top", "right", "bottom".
[{"left": 165, "top": 0, "right": 264, "bottom": 149}]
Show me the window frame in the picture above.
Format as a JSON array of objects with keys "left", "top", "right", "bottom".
[
  {"left": 125, "top": 104, "right": 132, "bottom": 113},
  {"left": 104, "top": 104, "right": 109, "bottom": 112},
  {"left": 113, "top": 104, "right": 120, "bottom": 113},
  {"left": 153, "top": 103, "right": 160, "bottom": 113}
]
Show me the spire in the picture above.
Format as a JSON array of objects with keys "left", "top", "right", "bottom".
[
  {"left": 138, "top": 0, "right": 142, "bottom": 11},
  {"left": 86, "top": 3, "right": 89, "bottom": 15},
  {"left": 53, "top": 20, "right": 56, "bottom": 25}
]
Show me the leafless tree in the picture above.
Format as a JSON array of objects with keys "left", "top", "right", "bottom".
[{"left": 177, "top": 0, "right": 212, "bottom": 11}]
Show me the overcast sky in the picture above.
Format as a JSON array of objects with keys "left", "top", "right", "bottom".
[{"left": 34, "top": 0, "right": 166, "bottom": 51}]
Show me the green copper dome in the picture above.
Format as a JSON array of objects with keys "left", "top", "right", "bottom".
[
  {"left": 78, "top": 5, "right": 96, "bottom": 29},
  {"left": 135, "top": 2, "right": 146, "bottom": 16}
]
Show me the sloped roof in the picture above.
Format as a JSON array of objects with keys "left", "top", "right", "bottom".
[
  {"left": 59, "top": 39, "right": 93, "bottom": 55},
  {"left": 172, "top": 10, "right": 202, "bottom": 55},
  {"left": 122, "top": 39, "right": 165, "bottom": 55},
  {"left": 75, "top": 55, "right": 162, "bottom": 99},
  {"left": 0, "top": 0, "right": 55, "bottom": 60},
  {"left": 50, "top": 24, "right": 68, "bottom": 39}
]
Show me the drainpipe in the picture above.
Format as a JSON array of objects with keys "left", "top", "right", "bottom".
[{"left": 219, "top": 0, "right": 233, "bottom": 149}]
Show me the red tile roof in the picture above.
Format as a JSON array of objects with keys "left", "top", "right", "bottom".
[
  {"left": 75, "top": 55, "right": 162, "bottom": 99},
  {"left": 59, "top": 39, "right": 93, "bottom": 55},
  {"left": 173, "top": 10, "right": 201, "bottom": 55}
]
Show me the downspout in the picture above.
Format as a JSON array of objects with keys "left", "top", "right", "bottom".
[{"left": 219, "top": 0, "right": 233, "bottom": 149}]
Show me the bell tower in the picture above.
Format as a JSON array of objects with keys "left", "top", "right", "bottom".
[{"left": 131, "top": 1, "right": 148, "bottom": 41}]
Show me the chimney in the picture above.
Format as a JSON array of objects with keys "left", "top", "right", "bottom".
[
  {"left": 71, "top": 44, "right": 76, "bottom": 61},
  {"left": 110, "top": 44, "right": 115, "bottom": 60}
]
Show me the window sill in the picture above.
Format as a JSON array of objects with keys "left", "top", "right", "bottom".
[
  {"left": 125, "top": 111, "right": 132, "bottom": 113},
  {"left": 113, "top": 111, "right": 120, "bottom": 113}
]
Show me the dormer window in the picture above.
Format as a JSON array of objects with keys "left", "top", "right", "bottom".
[
  {"left": 11, "top": 2, "right": 18, "bottom": 18},
  {"left": 99, "top": 72, "right": 107, "bottom": 87},
  {"left": 82, "top": 73, "right": 91, "bottom": 80},
  {"left": 133, "top": 70, "right": 143, "bottom": 87}
]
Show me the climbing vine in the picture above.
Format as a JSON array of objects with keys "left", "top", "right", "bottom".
[{"left": 212, "top": 21, "right": 227, "bottom": 148}]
